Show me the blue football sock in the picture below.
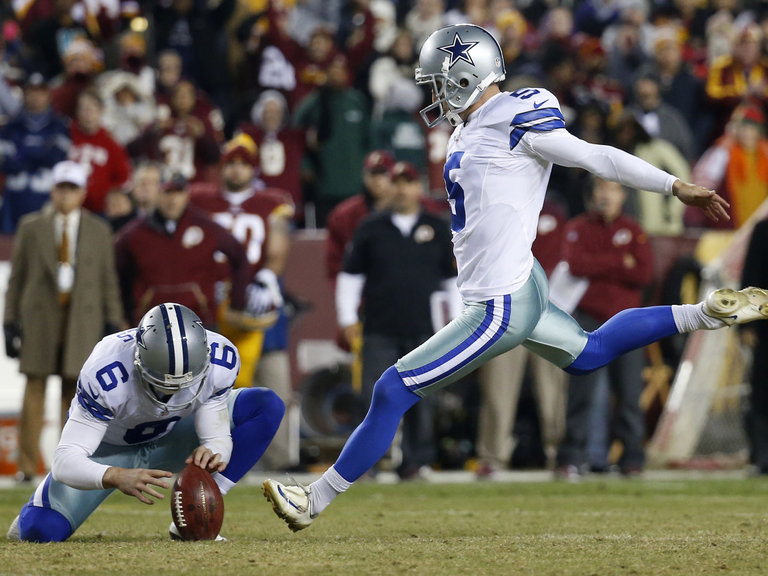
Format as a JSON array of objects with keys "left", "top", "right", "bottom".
[
  {"left": 567, "top": 306, "right": 678, "bottom": 375},
  {"left": 221, "top": 388, "right": 285, "bottom": 484},
  {"left": 18, "top": 503, "right": 73, "bottom": 542},
  {"left": 335, "top": 366, "right": 420, "bottom": 483}
]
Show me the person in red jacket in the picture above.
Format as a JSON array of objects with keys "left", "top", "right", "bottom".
[
  {"left": 114, "top": 173, "right": 251, "bottom": 328},
  {"left": 555, "top": 177, "right": 653, "bottom": 479},
  {"left": 69, "top": 89, "right": 131, "bottom": 214}
]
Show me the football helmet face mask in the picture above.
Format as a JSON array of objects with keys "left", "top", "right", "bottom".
[
  {"left": 415, "top": 24, "right": 506, "bottom": 127},
  {"left": 134, "top": 303, "right": 211, "bottom": 411}
]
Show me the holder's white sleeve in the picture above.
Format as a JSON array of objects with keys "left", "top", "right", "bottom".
[
  {"left": 524, "top": 129, "right": 678, "bottom": 195},
  {"left": 336, "top": 272, "right": 365, "bottom": 327},
  {"left": 194, "top": 398, "right": 233, "bottom": 464},
  {"left": 51, "top": 408, "right": 110, "bottom": 490}
]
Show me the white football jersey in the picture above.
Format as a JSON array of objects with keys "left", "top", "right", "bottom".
[
  {"left": 444, "top": 87, "right": 565, "bottom": 301},
  {"left": 70, "top": 329, "right": 240, "bottom": 447}
]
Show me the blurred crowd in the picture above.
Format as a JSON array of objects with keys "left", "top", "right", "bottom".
[
  {"left": 2, "top": 0, "right": 768, "bottom": 480},
  {"left": 1, "top": 0, "right": 768, "bottom": 230}
]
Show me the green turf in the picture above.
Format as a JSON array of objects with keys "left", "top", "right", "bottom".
[{"left": 1, "top": 478, "right": 767, "bottom": 575}]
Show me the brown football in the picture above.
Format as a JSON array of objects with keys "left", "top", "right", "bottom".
[{"left": 170, "top": 463, "right": 224, "bottom": 540}]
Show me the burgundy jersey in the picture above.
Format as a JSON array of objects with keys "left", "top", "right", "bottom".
[
  {"left": 192, "top": 188, "right": 295, "bottom": 275},
  {"left": 114, "top": 206, "right": 250, "bottom": 326},
  {"left": 238, "top": 124, "right": 305, "bottom": 217},
  {"left": 70, "top": 124, "right": 131, "bottom": 214}
]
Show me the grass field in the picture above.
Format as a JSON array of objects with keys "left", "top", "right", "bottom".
[{"left": 1, "top": 475, "right": 767, "bottom": 576}]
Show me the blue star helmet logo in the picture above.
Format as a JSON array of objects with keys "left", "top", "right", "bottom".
[
  {"left": 438, "top": 33, "right": 479, "bottom": 68},
  {"left": 137, "top": 324, "right": 152, "bottom": 350}
]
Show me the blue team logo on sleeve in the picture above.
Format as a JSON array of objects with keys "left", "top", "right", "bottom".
[
  {"left": 438, "top": 34, "right": 479, "bottom": 68},
  {"left": 509, "top": 107, "right": 566, "bottom": 150},
  {"left": 76, "top": 380, "right": 114, "bottom": 422}
]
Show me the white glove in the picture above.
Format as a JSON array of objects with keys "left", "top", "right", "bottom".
[{"left": 245, "top": 269, "right": 284, "bottom": 316}]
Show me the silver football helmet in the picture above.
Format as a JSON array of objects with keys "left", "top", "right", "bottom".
[
  {"left": 134, "top": 303, "right": 211, "bottom": 411},
  {"left": 415, "top": 23, "right": 506, "bottom": 127}
]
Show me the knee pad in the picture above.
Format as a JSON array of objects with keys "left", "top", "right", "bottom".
[
  {"left": 371, "top": 367, "right": 419, "bottom": 412},
  {"left": 18, "top": 504, "right": 73, "bottom": 542},
  {"left": 233, "top": 387, "right": 285, "bottom": 430}
]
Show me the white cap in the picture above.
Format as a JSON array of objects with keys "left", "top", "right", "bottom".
[{"left": 52, "top": 161, "right": 87, "bottom": 188}]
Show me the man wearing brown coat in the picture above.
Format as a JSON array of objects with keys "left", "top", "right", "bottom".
[{"left": 3, "top": 161, "right": 125, "bottom": 483}]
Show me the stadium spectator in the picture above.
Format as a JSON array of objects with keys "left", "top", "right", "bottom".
[
  {"left": 368, "top": 28, "right": 427, "bottom": 169},
  {"left": 114, "top": 172, "right": 251, "bottom": 327},
  {"left": 404, "top": 0, "right": 446, "bottom": 49},
  {"left": 69, "top": 88, "right": 131, "bottom": 214},
  {"left": 325, "top": 149, "right": 394, "bottom": 284},
  {"left": 336, "top": 161, "right": 458, "bottom": 480},
  {"left": 3, "top": 160, "right": 124, "bottom": 484},
  {"left": 609, "top": 112, "right": 691, "bottom": 236},
  {"left": 335, "top": 0, "right": 377, "bottom": 87},
  {"left": 573, "top": 0, "right": 620, "bottom": 38},
  {"left": 192, "top": 133, "right": 294, "bottom": 389},
  {"left": 638, "top": 27, "right": 712, "bottom": 155},
  {"left": 131, "top": 79, "right": 221, "bottom": 189},
  {"left": 20, "top": 2, "right": 91, "bottom": 80},
  {"left": 495, "top": 10, "right": 541, "bottom": 80},
  {"left": 630, "top": 73, "right": 695, "bottom": 162},
  {"left": 555, "top": 177, "right": 653, "bottom": 480},
  {"left": 0, "top": 71, "right": 70, "bottom": 234},
  {"left": 706, "top": 22, "right": 768, "bottom": 138},
  {"left": 741, "top": 217, "right": 768, "bottom": 475},
  {"left": 689, "top": 103, "right": 768, "bottom": 229},
  {"left": 97, "top": 31, "right": 154, "bottom": 99},
  {"left": 0, "top": 21, "right": 24, "bottom": 123},
  {"left": 281, "top": 0, "right": 342, "bottom": 47},
  {"left": 128, "top": 160, "right": 163, "bottom": 217},
  {"left": 7, "top": 302, "right": 284, "bottom": 542},
  {"left": 99, "top": 71, "right": 155, "bottom": 147},
  {"left": 238, "top": 90, "right": 305, "bottom": 223},
  {"left": 266, "top": 19, "right": 340, "bottom": 109},
  {"left": 475, "top": 199, "right": 569, "bottom": 477},
  {"left": 231, "top": 13, "right": 296, "bottom": 126},
  {"left": 603, "top": 5, "right": 653, "bottom": 94},
  {"left": 50, "top": 38, "right": 102, "bottom": 120},
  {"left": 154, "top": 49, "right": 183, "bottom": 103},
  {"left": 293, "top": 54, "right": 370, "bottom": 226},
  {"left": 103, "top": 186, "right": 136, "bottom": 232}
]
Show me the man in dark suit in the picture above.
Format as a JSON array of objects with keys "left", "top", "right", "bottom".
[{"left": 4, "top": 160, "right": 125, "bottom": 483}]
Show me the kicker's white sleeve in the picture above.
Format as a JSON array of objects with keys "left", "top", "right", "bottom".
[
  {"left": 524, "top": 129, "right": 678, "bottom": 195},
  {"left": 51, "top": 409, "right": 110, "bottom": 490},
  {"left": 336, "top": 272, "right": 365, "bottom": 327},
  {"left": 194, "top": 399, "right": 233, "bottom": 464}
]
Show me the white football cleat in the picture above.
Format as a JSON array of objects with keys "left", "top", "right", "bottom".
[
  {"left": 704, "top": 287, "right": 768, "bottom": 326},
  {"left": 6, "top": 515, "right": 20, "bottom": 541},
  {"left": 168, "top": 521, "right": 227, "bottom": 541},
  {"left": 262, "top": 479, "right": 313, "bottom": 532}
]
